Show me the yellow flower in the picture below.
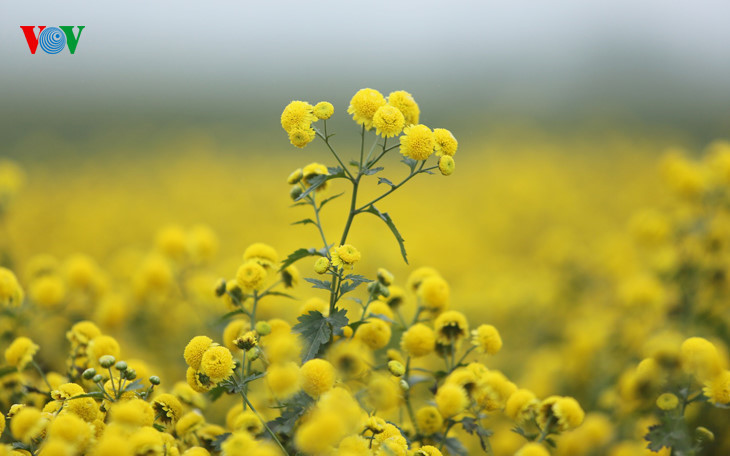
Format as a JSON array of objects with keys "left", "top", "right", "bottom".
[
  {"left": 184, "top": 336, "right": 213, "bottom": 370},
  {"left": 288, "top": 127, "right": 316, "bottom": 148},
  {"left": 295, "top": 409, "right": 345, "bottom": 454},
  {"left": 243, "top": 242, "right": 279, "bottom": 267},
  {"left": 656, "top": 392, "right": 679, "bottom": 410},
  {"left": 367, "top": 375, "right": 401, "bottom": 411},
  {"left": 109, "top": 399, "right": 155, "bottom": 428},
  {"left": 5, "top": 337, "right": 39, "bottom": 369},
  {"left": 47, "top": 413, "right": 92, "bottom": 451},
  {"left": 433, "top": 128, "right": 458, "bottom": 156},
  {"left": 221, "top": 431, "right": 256, "bottom": 455},
  {"left": 347, "top": 88, "right": 386, "bottom": 130},
  {"left": 314, "top": 257, "right": 330, "bottom": 274},
  {"left": 515, "top": 443, "right": 550, "bottom": 456},
  {"left": 299, "top": 358, "right": 336, "bottom": 398},
  {"left": 29, "top": 275, "right": 66, "bottom": 309},
  {"left": 10, "top": 407, "right": 47, "bottom": 443},
  {"left": 302, "top": 162, "right": 330, "bottom": 192},
  {"left": 88, "top": 335, "right": 121, "bottom": 365},
  {"left": 379, "top": 285, "right": 405, "bottom": 308},
  {"left": 313, "top": 101, "right": 334, "bottom": 120},
  {"left": 418, "top": 276, "right": 450, "bottom": 312},
  {"left": 400, "top": 124, "right": 434, "bottom": 160},
  {"left": 175, "top": 412, "right": 204, "bottom": 437},
  {"left": 330, "top": 244, "right": 361, "bottom": 269},
  {"left": 680, "top": 337, "right": 723, "bottom": 381},
  {"left": 0, "top": 412, "right": 5, "bottom": 436},
  {"left": 415, "top": 406, "right": 443, "bottom": 435},
  {"left": 0, "top": 267, "right": 24, "bottom": 308},
  {"left": 235, "top": 261, "right": 267, "bottom": 291},
  {"left": 504, "top": 389, "right": 539, "bottom": 424},
  {"left": 438, "top": 156, "right": 455, "bottom": 176},
  {"left": 66, "top": 321, "right": 101, "bottom": 347},
  {"left": 407, "top": 267, "right": 440, "bottom": 292},
  {"left": 200, "top": 346, "right": 234, "bottom": 382},
  {"left": 471, "top": 324, "right": 502, "bottom": 355},
  {"left": 287, "top": 168, "right": 303, "bottom": 185},
  {"left": 232, "top": 410, "right": 262, "bottom": 435},
  {"left": 328, "top": 339, "right": 373, "bottom": 378},
  {"left": 537, "top": 396, "right": 584, "bottom": 432},
  {"left": 186, "top": 367, "right": 212, "bottom": 393},
  {"left": 703, "top": 370, "right": 730, "bottom": 405},
  {"left": 372, "top": 105, "right": 405, "bottom": 138},
  {"left": 435, "top": 383, "right": 468, "bottom": 417},
  {"left": 434, "top": 311, "right": 469, "bottom": 344},
  {"left": 222, "top": 319, "right": 250, "bottom": 352},
  {"left": 401, "top": 323, "right": 435, "bottom": 357},
  {"left": 281, "top": 101, "right": 316, "bottom": 133},
  {"left": 414, "top": 446, "right": 443, "bottom": 456},
  {"left": 355, "top": 318, "right": 391, "bottom": 350},
  {"left": 152, "top": 393, "right": 183, "bottom": 424},
  {"left": 387, "top": 90, "right": 420, "bottom": 125},
  {"left": 129, "top": 427, "right": 165, "bottom": 456},
  {"left": 266, "top": 362, "right": 300, "bottom": 400}
]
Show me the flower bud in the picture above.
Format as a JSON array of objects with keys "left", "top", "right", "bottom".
[
  {"left": 255, "top": 321, "right": 271, "bottom": 336},
  {"left": 149, "top": 376, "right": 161, "bottom": 386},
  {"left": 99, "top": 355, "right": 116, "bottom": 368},
  {"left": 125, "top": 369, "right": 137, "bottom": 380},
  {"left": 92, "top": 374, "right": 103, "bottom": 383},
  {"left": 388, "top": 360, "right": 405, "bottom": 377},
  {"left": 377, "top": 268, "right": 394, "bottom": 286},
  {"left": 399, "top": 379, "right": 409, "bottom": 391},
  {"left": 214, "top": 279, "right": 227, "bottom": 297},
  {"left": 314, "top": 257, "right": 330, "bottom": 274},
  {"left": 287, "top": 168, "right": 303, "bottom": 185},
  {"left": 290, "top": 185, "right": 303, "bottom": 201},
  {"left": 82, "top": 368, "right": 97, "bottom": 380},
  {"left": 115, "top": 361, "right": 128, "bottom": 371},
  {"left": 438, "top": 155, "right": 455, "bottom": 176},
  {"left": 696, "top": 426, "right": 714, "bottom": 443}
]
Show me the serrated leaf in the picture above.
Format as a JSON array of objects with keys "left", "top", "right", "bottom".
[
  {"left": 294, "top": 174, "right": 329, "bottom": 202},
  {"left": 461, "top": 417, "right": 494, "bottom": 451},
  {"left": 364, "top": 205, "right": 408, "bottom": 264},
  {"left": 263, "top": 290, "right": 297, "bottom": 300},
  {"left": 293, "top": 309, "right": 349, "bottom": 362},
  {"left": 319, "top": 192, "right": 344, "bottom": 209},
  {"left": 378, "top": 177, "right": 395, "bottom": 187},
  {"left": 645, "top": 414, "right": 693, "bottom": 453},
  {"left": 339, "top": 280, "right": 364, "bottom": 296},
  {"left": 207, "top": 385, "right": 227, "bottom": 402},
  {"left": 291, "top": 218, "right": 316, "bottom": 226},
  {"left": 304, "top": 278, "right": 332, "bottom": 290},
  {"left": 327, "top": 167, "right": 347, "bottom": 179},
  {"left": 443, "top": 437, "right": 468, "bottom": 456},
  {"left": 279, "top": 247, "right": 321, "bottom": 271},
  {"left": 343, "top": 274, "right": 372, "bottom": 284},
  {"left": 122, "top": 379, "right": 144, "bottom": 392},
  {"left": 362, "top": 166, "right": 384, "bottom": 176},
  {"left": 67, "top": 391, "right": 105, "bottom": 400},
  {"left": 211, "top": 433, "right": 232, "bottom": 452}
]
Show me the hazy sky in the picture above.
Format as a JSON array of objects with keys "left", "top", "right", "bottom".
[{"left": 2, "top": 0, "right": 730, "bottom": 124}]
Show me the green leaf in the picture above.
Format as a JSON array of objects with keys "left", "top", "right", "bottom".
[
  {"left": 207, "top": 385, "right": 228, "bottom": 402},
  {"left": 343, "top": 274, "right": 372, "bottom": 284},
  {"left": 327, "top": 167, "right": 347, "bottom": 178},
  {"left": 122, "top": 379, "right": 144, "bottom": 392},
  {"left": 364, "top": 205, "right": 408, "bottom": 264},
  {"left": 67, "top": 391, "right": 105, "bottom": 400},
  {"left": 362, "top": 166, "right": 384, "bottom": 176},
  {"left": 294, "top": 174, "right": 329, "bottom": 202},
  {"left": 263, "top": 290, "right": 297, "bottom": 300},
  {"left": 304, "top": 278, "right": 332, "bottom": 291},
  {"left": 293, "top": 309, "right": 349, "bottom": 362},
  {"left": 461, "top": 418, "right": 494, "bottom": 452},
  {"left": 291, "top": 218, "right": 316, "bottom": 226},
  {"left": 401, "top": 157, "right": 418, "bottom": 172},
  {"left": 319, "top": 192, "right": 344, "bottom": 209},
  {"left": 279, "top": 247, "right": 322, "bottom": 271},
  {"left": 211, "top": 433, "right": 232, "bottom": 452},
  {"left": 378, "top": 177, "right": 395, "bottom": 187},
  {"left": 645, "top": 413, "right": 694, "bottom": 453},
  {"left": 442, "top": 437, "right": 468, "bottom": 456}
]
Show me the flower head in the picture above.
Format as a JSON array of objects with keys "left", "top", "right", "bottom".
[
  {"left": 433, "top": 128, "right": 458, "bottom": 156},
  {"left": 434, "top": 311, "right": 469, "bottom": 344},
  {"left": 200, "top": 346, "right": 234, "bottom": 382},
  {"left": 288, "top": 127, "right": 316, "bottom": 148},
  {"left": 400, "top": 124, "right": 434, "bottom": 160},
  {"left": 388, "top": 90, "right": 420, "bottom": 125},
  {"left": 5, "top": 336, "right": 39, "bottom": 369},
  {"left": 313, "top": 101, "right": 334, "bottom": 120},
  {"left": 330, "top": 244, "right": 361, "bottom": 270},
  {"left": 471, "top": 324, "right": 502, "bottom": 355},
  {"left": 401, "top": 323, "right": 435, "bottom": 357},
  {"left": 236, "top": 261, "right": 267, "bottom": 291},
  {"left": 703, "top": 370, "right": 730, "bottom": 405},
  {"left": 438, "top": 156, "right": 455, "bottom": 176},
  {"left": 0, "top": 267, "right": 24, "bottom": 308},
  {"left": 281, "top": 101, "right": 316, "bottom": 133},
  {"left": 372, "top": 105, "right": 405, "bottom": 138},
  {"left": 300, "top": 358, "right": 335, "bottom": 398},
  {"left": 347, "top": 88, "right": 386, "bottom": 130}
]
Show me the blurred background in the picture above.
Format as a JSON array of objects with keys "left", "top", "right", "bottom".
[{"left": 3, "top": 1, "right": 730, "bottom": 453}]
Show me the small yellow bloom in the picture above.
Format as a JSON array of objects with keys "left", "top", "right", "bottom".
[
  {"left": 680, "top": 337, "right": 723, "bottom": 381},
  {"left": 471, "top": 324, "right": 502, "bottom": 355},
  {"left": 288, "top": 127, "right": 316, "bottom": 148},
  {"left": 300, "top": 358, "right": 335, "bottom": 398},
  {"left": 266, "top": 362, "right": 300, "bottom": 400},
  {"left": 515, "top": 442, "right": 550, "bottom": 456},
  {"left": 243, "top": 242, "right": 279, "bottom": 268},
  {"left": 314, "top": 257, "right": 330, "bottom": 274},
  {"left": 313, "top": 101, "right": 334, "bottom": 120},
  {"left": 372, "top": 105, "right": 405, "bottom": 138},
  {"left": 10, "top": 407, "right": 47, "bottom": 443},
  {"left": 184, "top": 336, "right": 213, "bottom": 370},
  {"left": 656, "top": 392, "right": 679, "bottom": 410},
  {"left": 400, "top": 124, "right": 435, "bottom": 161},
  {"left": 418, "top": 276, "right": 450, "bottom": 312},
  {"left": 401, "top": 323, "right": 435, "bottom": 357},
  {"left": 387, "top": 90, "right": 420, "bottom": 125},
  {"left": 504, "top": 389, "right": 539, "bottom": 424},
  {"left": 438, "top": 155, "right": 455, "bottom": 176},
  {"left": 347, "top": 88, "right": 386, "bottom": 130},
  {"left": 281, "top": 101, "right": 316, "bottom": 133},
  {"left": 200, "top": 346, "right": 234, "bottom": 382},
  {"left": 415, "top": 406, "right": 443, "bottom": 435},
  {"left": 414, "top": 446, "right": 443, "bottom": 456},
  {"left": 88, "top": 335, "right": 121, "bottom": 364},
  {"left": 330, "top": 244, "right": 361, "bottom": 270},
  {"left": 0, "top": 267, "right": 24, "bottom": 308},
  {"left": 152, "top": 393, "right": 183, "bottom": 424},
  {"left": 537, "top": 396, "right": 585, "bottom": 431},
  {"left": 235, "top": 261, "right": 267, "bottom": 291},
  {"left": 355, "top": 318, "right": 391, "bottom": 350},
  {"left": 434, "top": 311, "right": 469, "bottom": 344},
  {"left": 5, "top": 337, "right": 39, "bottom": 369},
  {"left": 703, "top": 370, "right": 730, "bottom": 405},
  {"left": 435, "top": 383, "right": 468, "bottom": 417},
  {"left": 433, "top": 128, "right": 458, "bottom": 156}
]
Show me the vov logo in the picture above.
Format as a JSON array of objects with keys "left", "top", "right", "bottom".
[{"left": 20, "top": 26, "right": 85, "bottom": 55}]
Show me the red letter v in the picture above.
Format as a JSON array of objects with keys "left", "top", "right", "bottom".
[{"left": 20, "top": 26, "right": 46, "bottom": 54}]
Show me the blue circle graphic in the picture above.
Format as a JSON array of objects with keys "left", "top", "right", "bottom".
[{"left": 39, "top": 27, "right": 66, "bottom": 54}]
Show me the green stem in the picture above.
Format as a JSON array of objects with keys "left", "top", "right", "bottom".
[
  {"left": 439, "top": 420, "right": 456, "bottom": 451},
  {"left": 404, "top": 357, "right": 420, "bottom": 437},
  {"left": 314, "top": 127, "right": 354, "bottom": 181},
  {"left": 239, "top": 391, "right": 290, "bottom": 455},
  {"left": 310, "top": 192, "right": 329, "bottom": 250},
  {"left": 30, "top": 361, "right": 52, "bottom": 391},
  {"left": 355, "top": 161, "right": 430, "bottom": 213},
  {"left": 452, "top": 346, "right": 477, "bottom": 371}
]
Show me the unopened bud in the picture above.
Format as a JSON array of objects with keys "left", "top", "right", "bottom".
[
  {"left": 149, "top": 376, "right": 161, "bottom": 386},
  {"left": 290, "top": 185, "right": 303, "bottom": 201},
  {"left": 115, "top": 361, "right": 128, "bottom": 371},
  {"left": 255, "top": 321, "right": 271, "bottom": 336},
  {"left": 314, "top": 257, "right": 330, "bottom": 274},
  {"left": 99, "top": 355, "right": 116, "bottom": 368},
  {"left": 82, "top": 368, "right": 97, "bottom": 380},
  {"left": 214, "top": 279, "right": 227, "bottom": 297},
  {"left": 388, "top": 360, "right": 405, "bottom": 377}
]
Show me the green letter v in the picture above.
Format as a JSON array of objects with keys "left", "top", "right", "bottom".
[{"left": 59, "top": 26, "right": 84, "bottom": 54}]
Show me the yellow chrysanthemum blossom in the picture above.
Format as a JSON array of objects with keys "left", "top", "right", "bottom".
[
  {"left": 438, "top": 156, "right": 455, "bottom": 176},
  {"left": 200, "top": 346, "right": 234, "bottom": 382},
  {"left": 656, "top": 392, "right": 679, "bottom": 410},
  {"left": 347, "top": 88, "right": 386, "bottom": 130},
  {"left": 401, "top": 324, "right": 435, "bottom": 357},
  {"left": 387, "top": 90, "right": 420, "bottom": 125},
  {"left": 414, "top": 446, "right": 443, "bottom": 456},
  {"left": 281, "top": 101, "right": 316, "bottom": 133},
  {"left": 330, "top": 244, "right": 361, "bottom": 270},
  {"left": 109, "top": 399, "right": 155, "bottom": 428},
  {"left": 184, "top": 336, "right": 213, "bottom": 370},
  {"left": 88, "top": 335, "right": 121, "bottom": 365},
  {"left": 5, "top": 337, "right": 39, "bottom": 369},
  {"left": 29, "top": 275, "right": 66, "bottom": 309},
  {"left": 433, "top": 128, "right": 458, "bottom": 156},
  {"left": 355, "top": 318, "right": 391, "bottom": 350},
  {"left": 418, "top": 276, "right": 450, "bottom": 312},
  {"left": 10, "top": 407, "right": 47, "bottom": 444},
  {"left": 703, "top": 370, "right": 730, "bottom": 405},
  {"left": 400, "top": 124, "right": 435, "bottom": 161},
  {"left": 471, "top": 324, "right": 502, "bottom": 355},
  {"left": 435, "top": 383, "right": 468, "bottom": 418},
  {"left": 680, "top": 337, "right": 723, "bottom": 381},
  {"left": 288, "top": 127, "right": 316, "bottom": 148},
  {"left": 301, "top": 162, "right": 330, "bottom": 192},
  {"left": 266, "top": 362, "right": 300, "bottom": 400},
  {"left": 372, "top": 105, "right": 405, "bottom": 138},
  {"left": 299, "top": 358, "right": 336, "bottom": 398},
  {"left": 434, "top": 311, "right": 469, "bottom": 344},
  {"left": 415, "top": 406, "right": 443, "bottom": 435},
  {"left": 152, "top": 393, "right": 183, "bottom": 424},
  {"left": 504, "top": 388, "right": 539, "bottom": 424},
  {"left": 515, "top": 442, "right": 550, "bottom": 456},
  {"left": 313, "top": 101, "right": 334, "bottom": 120},
  {"left": 235, "top": 261, "right": 267, "bottom": 291},
  {"left": 0, "top": 267, "right": 24, "bottom": 308},
  {"left": 66, "top": 321, "right": 102, "bottom": 347},
  {"left": 537, "top": 396, "right": 585, "bottom": 432}
]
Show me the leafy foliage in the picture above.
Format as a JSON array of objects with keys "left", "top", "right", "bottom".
[
  {"left": 293, "top": 309, "right": 349, "bottom": 362},
  {"left": 363, "top": 205, "right": 408, "bottom": 263}
]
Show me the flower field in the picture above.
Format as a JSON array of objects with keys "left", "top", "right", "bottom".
[{"left": 1, "top": 89, "right": 729, "bottom": 455}]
